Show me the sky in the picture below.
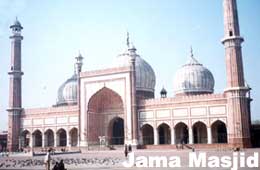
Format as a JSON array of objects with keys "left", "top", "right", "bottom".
[{"left": 0, "top": 0, "right": 259, "bottom": 130}]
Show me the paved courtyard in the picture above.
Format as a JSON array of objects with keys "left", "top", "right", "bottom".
[{"left": 1, "top": 148, "right": 260, "bottom": 170}]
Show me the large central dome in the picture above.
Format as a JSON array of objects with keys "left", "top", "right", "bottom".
[
  {"left": 114, "top": 44, "right": 156, "bottom": 99},
  {"left": 173, "top": 50, "right": 214, "bottom": 95}
]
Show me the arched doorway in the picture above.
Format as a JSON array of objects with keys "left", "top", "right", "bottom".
[
  {"left": 109, "top": 117, "right": 124, "bottom": 145},
  {"left": 193, "top": 122, "right": 207, "bottom": 144},
  {"left": 211, "top": 120, "right": 227, "bottom": 143},
  {"left": 21, "top": 130, "right": 30, "bottom": 148},
  {"left": 87, "top": 87, "right": 124, "bottom": 144},
  {"left": 45, "top": 129, "right": 54, "bottom": 147},
  {"left": 33, "top": 130, "right": 42, "bottom": 147},
  {"left": 158, "top": 123, "right": 171, "bottom": 144},
  {"left": 70, "top": 128, "right": 78, "bottom": 146},
  {"left": 57, "top": 129, "right": 67, "bottom": 146},
  {"left": 175, "top": 122, "right": 189, "bottom": 144},
  {"left": 141, "top": 124, "right": 154, "bottom": 145}
]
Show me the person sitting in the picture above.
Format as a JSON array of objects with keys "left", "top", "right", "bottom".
[
  {"left": 52, "top": 162, "right": 59, "bottom": 170},
  {"left": 58, "top": 160, "right": 66, "bottom": 170}
]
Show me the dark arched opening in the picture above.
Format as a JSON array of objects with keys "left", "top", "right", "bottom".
[
  {"left": 141, "top": 124, "right": 154, "bottom": 145},
  {"left": 193, "top": 122, "right": 207, "bottom": 144},
  {"left": 33, "top": 130, "right": 42, "bottom": 147},
  {"left": 57, "top": 129, "right": 67, "bottom": 146},
  {"left": 70, "top": 128, "right": 78, "bottom": 146},
  {"left": 211, "top": 121, "right": 227, "bottom": 143},
  {"left": 21, "top": 130, "right": 30, "bottom": 148},
  {"left": 45, "top": 129, "right": 54, "bottom": 147},
  {"left": 109, "top": 117, "right": 124, "bottom": 145},
  {"left": 175, "top": 122, "right": 189, "bottom": 144},
  {"left": 158, "top": 123, "right": 171, "bottom": 144}
]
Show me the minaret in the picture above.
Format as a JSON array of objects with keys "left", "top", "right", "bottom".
[
  {"left": 127, "top": 33, "right": 138, "bottom": 145},
  {"left": 7, "top": 18, "right": 24, "bottom": 151},
  {"left": 75, "top": 52, "right": 83, "bottom": 147},
  {"left": 222, "top": 0, "right": 251, "bottom": 147}
]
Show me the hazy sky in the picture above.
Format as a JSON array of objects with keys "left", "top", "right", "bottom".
[{"left": 0, "top": 0, "right": 259, "bottom": 130}]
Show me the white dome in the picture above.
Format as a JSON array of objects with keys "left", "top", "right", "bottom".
[
  {"left": 173, "top": 55, "right": 214, "bottom": 95},
  {"left": 114, "top": 46, "right": 156, "bottom": 93},
  {"left": 56, "top": 74, "right": 77, "bottom": 106}
]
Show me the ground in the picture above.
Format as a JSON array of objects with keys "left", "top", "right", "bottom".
[{"left": 0, "top": 148, "right": 260, "bottom": 170}]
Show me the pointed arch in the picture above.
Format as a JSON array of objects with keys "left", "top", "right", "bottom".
[
  {"left": 21, "top": 130, "right": 30, "bottom": 148},
  {"left": 141, "top": 124, "right": 154, "bottom": 145},
  {"left": 44, "top": 129, "right": 54, "bottom": 147},
  {"left": 158, "top": 123, "right": 171, "bottom": 144},
  {"left": 32, "top": 129, "right": 42, "bottom": 147},
  {"left": 108, "top": 117, "right": 124, "bottom": 145},
  {"left": 192, "top": 121, "right": 207, "bottom": 144},
  {"left": 174, "top": 122, "right": 189, "bottom": 144},
  {"left": 88, "top": 87, "right": 124, "bottom": 113},
  {"left": 56, "top": 128, "right": 67, "bottom": 146},
  {"left": 211, "top": 120, "right": 227, "bottom": 143},
  {"left": 87, "top": 87, "right": 124, "bottom": 144},
  {"left": 69, "top": 127, "right": 78, "bottom": 146}
]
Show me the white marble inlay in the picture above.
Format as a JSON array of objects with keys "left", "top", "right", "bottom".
[
  {"left": 173, "top": 108, "right": 188, "bottom": 117},
  {"left": 191, "top": 107, "right": 206, "bottom": 116},
  {"left": 69, "top": 116, "right": 78, "bottom": 123},
  {"left": 209, "top": 106, "right": 226, "bottom": 115},
  {"left": 57, "top": 117, "right": 68, "bottom": 124},
  {"left": 33, "top": 119, "right": 43, "bottom": 125},
  {"left": 139, "top": 111, "right": 154, "bottom": 119},
  {"left": 156, "top": 110, "right": 170, "bottom": 118}
]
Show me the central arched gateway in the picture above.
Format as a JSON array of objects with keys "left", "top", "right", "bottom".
[{"left": 87, "top": 87, "right": 124, "bottom": 145}]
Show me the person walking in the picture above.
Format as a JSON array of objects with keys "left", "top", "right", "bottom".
[
  {"left": 124, "top": 144, "right": 128, "bottom": 158},
  {"left": 44, "top": 149, "right": 51, "bottom": 170},
  {"left": 128, "top": 144, "right": 132, "bottom": 153}
]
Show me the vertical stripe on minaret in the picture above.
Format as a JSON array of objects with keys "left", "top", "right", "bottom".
[
  {"left": 222, "top": 0, "right": 251, "bottom": 148},
  {"left": 7, "top": 18, "right": 24, "bottom": 151}
]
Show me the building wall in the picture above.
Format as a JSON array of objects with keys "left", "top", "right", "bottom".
[
  {"left": 20, "top": 105, "right": 79, "bottom": 148},
  {"left": 138, "top": 93, "right": 228, "bottom": 145}
]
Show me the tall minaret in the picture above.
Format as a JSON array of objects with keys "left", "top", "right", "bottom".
[
  {"left": 126, "top": 32, "right": 138, "bottom": 145},
  {"left": 75, "top": 53, "right": 83, "bottom": 147},
  {"left": 7, "top": 18, "right": 24, "bottom": 151},
  {"left": 222, "top": 0, "right": 251, "bottom": 147}
]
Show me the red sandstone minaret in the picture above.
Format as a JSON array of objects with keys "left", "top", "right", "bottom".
[
  {"left": 7, "top": 18, "right": 24, "bottom": 151},
  {"left": 222, "top": 0, "right": 251, "bottom": 147}
]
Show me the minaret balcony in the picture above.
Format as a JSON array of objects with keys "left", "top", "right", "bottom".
[
  {"left": 8, "top": 70, "right": 24, "bottom": 77},
  {"left": 221, "top": 35, "right": 244, "bottom": 44}
]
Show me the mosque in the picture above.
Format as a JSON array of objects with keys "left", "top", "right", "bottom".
[{"left": 7, "top": 0, "right": 252, "bottom": 152}]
